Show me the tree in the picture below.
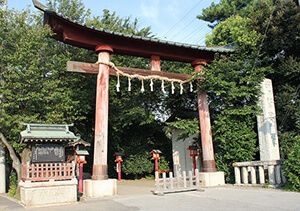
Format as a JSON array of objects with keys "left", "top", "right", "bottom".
[
  {"left": 0, "top": 0, "right": 176, "bottom": 183},
  {"left": 197, "top": 0, "right": 300, "bottom": 185},
  {"left": 205, "top": 15, "right": 262, "bottom": 50},
  {"left": 197, "top": 52, "right": 268, "bottom": 182}
]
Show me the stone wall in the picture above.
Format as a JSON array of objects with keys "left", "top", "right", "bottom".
[
  {"left": 19, "top": 178, "right": 77, "bottom": 207},
  {"left": 172, "top": 131, "right": 201, "bottom": 177}
]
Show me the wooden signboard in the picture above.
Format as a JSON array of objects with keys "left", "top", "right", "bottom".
[{"left": 32, "top": 144, "right": 65, "bottom": 163}]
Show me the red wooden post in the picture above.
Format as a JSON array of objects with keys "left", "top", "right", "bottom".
[
  {"left": 114, "top": 154, "right": 123, "bottom": 181},
  {"left": 150, "top": 55, "right": 161, "bottom": 71},
  {"left": 92, "top": 45, "right": 113, "bottom": 180},
  {"left": 192, "top": 60, "right": 217, "bottom": 172},
  {"left": 117, "top": 160, "right": 122, "bottom": 181},
  {"left": 155, "top": 159, "right": 159, "bottom": 172},
  {"left": 192, "top": 155, "right": 197, "bottom": 175},
  {"left": 79, "top": 163, "right": 83, "bottom": 193}
]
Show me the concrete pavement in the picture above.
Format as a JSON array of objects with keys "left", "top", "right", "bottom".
[
  {"left": 1, "top": 181, "right": 300, "bottom": 211},
  {"left": 0, "top": 194, "right": 23, "bottom": 210}
]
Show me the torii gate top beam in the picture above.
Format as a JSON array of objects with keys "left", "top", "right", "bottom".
[{"left": 33, "top": 0, "right": 233, "bottom": 64}]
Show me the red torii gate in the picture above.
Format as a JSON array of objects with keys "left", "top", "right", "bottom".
[{"left": 34, "top": 1, "right": 232, "bottom": 182}]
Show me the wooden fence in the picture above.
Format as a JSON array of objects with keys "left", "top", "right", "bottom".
[
  {"left": 21, "top": 162, "right": 75, "bottom": 182},
  {"left": 154, "top": 169, "right": 202, "bottom": 195}
]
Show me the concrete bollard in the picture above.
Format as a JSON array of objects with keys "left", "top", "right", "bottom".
[
  {"left": 169, "top": 172, "right": 174, "bottom": 190},
  {"left": 250, "top": 167, "right": 257, "bottom": 184},
  {"left": 275, "top": 165, "right": 282, "bottom": 185},
  {"left": 234, "top": 167, "right": 241, "bottom": 185},
  {"left": 258, "top": 166, "right": 265, "bottom": 184},
  {"left": 0, "top": 146, "right": 5, "bottom": 193},
  {"left": 183, "top": 171, "right": 187, "bottom": 188},
  {"left": 242, "top": 167, "right": 248, "bottom": 184},
  {"left": 188, "top": 171, "right": 193, "bottom": 188},
  {"left": 155, "top": 171, "right": 159, "bottom": 190},
  {"left": 162, "top": 172, "right": 167, "bottom": 190},
  {"left": 268, "top": 165, "right": 276, "bottom": 185},
  {"left": 195, "top": 169, "right": 200, "bottom": 188},
  {"left": 177, "top": 174, "right": 181, "bottom": 189}
]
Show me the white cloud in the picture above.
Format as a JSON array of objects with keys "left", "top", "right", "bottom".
[{"left": 140, "top": 0, "right": 160, "bottom": 19}]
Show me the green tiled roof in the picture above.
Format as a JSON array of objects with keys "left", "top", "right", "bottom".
[{"left": 20, "top": 123, "right": 79, "bottom": 143}]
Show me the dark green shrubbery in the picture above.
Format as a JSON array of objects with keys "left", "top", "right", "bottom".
[
  {"left": 122, "top": 153, "right": 153, "bottom": 179},
  {"left": 281, "top": 134, "right": 300, "bottom": 191},
  {"left": 122, "top": 153, "right": 170, "bottom": 179},
  {"left": 8, "top": 171, "right": 17, "bottom": 197}
]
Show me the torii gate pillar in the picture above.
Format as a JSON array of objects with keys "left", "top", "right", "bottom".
[
  {"left": 83, "top": 45, "right": 117, "bottom": 197},
  {"left": 192, "top": 60, "right": 225, "bottom": 186},
  {"left": 92, "top": 45, "right": 113, "bottom": 180},
  {"left": 192, "top": 60, "right": 216, "bottom": 172}
]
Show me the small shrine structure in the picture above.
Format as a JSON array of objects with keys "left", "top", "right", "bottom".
[{"left": 19, "top": 123, "right": 81, "bottom": 207}]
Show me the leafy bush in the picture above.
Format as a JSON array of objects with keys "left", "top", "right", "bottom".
[
  {"left": 122, "top": 153, "right": 153, "bottom": 179},
  {"left": 282, "top": 135, "right": 300, "bottom": 191},
  {"left": 122, "top": 153, "right": 171, "bottom": 179},
  {"left": 196, "top": 52, "right": 266, "bottom": 183},
  {"left": 214, "top": 114, "right": 258, "bottom": 183},
  {"left": 158, "top": 156, "right": 170, "bottom": 171},
  {"left": 8, "top": 171, "right": 17, "bottom": 197}
]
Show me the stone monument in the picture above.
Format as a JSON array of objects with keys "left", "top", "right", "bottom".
[{"left": 257, "top": 78, "right": 280, "bottom": 161}]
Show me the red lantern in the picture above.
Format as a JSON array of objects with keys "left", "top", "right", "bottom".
[
  {"left": 150, "top": 150, "right": 162, "bottom": 172},
  {"left": 75, "top": 150, "right": 89, "bottom": 193},
  {"left": 114, "top": 153, "right": 124, "bottom": 181},
  {"left": 187, "top": 144, "right": 199, "bottom": 175}
]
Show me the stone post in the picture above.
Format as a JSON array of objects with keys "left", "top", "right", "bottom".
[
  {"left": 234, "top": 167, "right": 241, "bottom": 185},
  {"left": 92, "top": 45, "right": 113, "bottom": 180},
  {"left": 250, "top": 167, "right": 257, "bottom": 184},
  {"left": 242, "top": 167, "right": 248, "bottom": 184},
  {"left": 258, "top": 166, "right": 265, "bottom": 184},
  {"left": 257, "top": 79, "right": 280, "bottom": 161},
  {"left": 275, "top": 165, "right": 282, "bottom": 185},
  {"left": 0, "top": 145, "right": 6, "bottom": 193},
  {"left": 192, "top": 60, "right": 216, "bottom": 172},
  {"left": 268, "top": 165, "right": 276, "bottom": 185}
]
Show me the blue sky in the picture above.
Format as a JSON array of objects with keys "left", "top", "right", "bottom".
[{"left": 7, "top": 0, "right": 218, "bottom": 45}]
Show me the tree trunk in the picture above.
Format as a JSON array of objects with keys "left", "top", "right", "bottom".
[{"left": 0, "top": 132, "right": 21, "bottom": 181}]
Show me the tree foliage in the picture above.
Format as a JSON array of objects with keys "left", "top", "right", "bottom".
[
  {"left": 206, "top": 15, "right": 262, "bottom": 50},
  {"left": 0, "top": 0, "right": 177, "bottom": 181},
  {"left": 197, "top": 52, "right": 268, "bottom": 182},
  {"left": 198, "top": 0, "right": 300, "bottom": 186}
]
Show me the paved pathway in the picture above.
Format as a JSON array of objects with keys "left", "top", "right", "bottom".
[
  {"left": 1, "top": 181, "right": 300, "bottom": 211},
  {"left": 0, "top": 194, "right": 23, "bottom": 210}
]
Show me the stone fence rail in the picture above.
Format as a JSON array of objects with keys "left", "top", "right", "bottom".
[
  {"left": 233, "top": 160, "right": 286, "bottom": 186},
  {"left": 154, "top": 169, "right": 202, "bottom": 195},
  {"left": 21, "top": 162, "right": 75, "bottom": 182}
]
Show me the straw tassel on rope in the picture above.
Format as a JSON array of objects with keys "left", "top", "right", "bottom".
[
  {"left": 96, "top": 61, "right": 194, "bottom": 94},
  {"left": 128, "top": 77, "right": 131, "bottom": 92},
  {"left": 171, "top": 81, "right": 175, "bottom": 94},
  {"left": 141, "top": 79, "right": 145, "bottom": 93},
  {"left": 116, "top": 73, "right": 120, "bottom": 92}
]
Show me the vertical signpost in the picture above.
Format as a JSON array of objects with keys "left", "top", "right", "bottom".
[
  {"left": 0, "top": 145, "right": 5, "bottom": 193},
  {"left": 150, "top": 150, "right": 162, "bottom": 172},
  {"left": 187, "top": 144, "right": 200, "bottom": 175},
  {"left": 114, "top": 153, "right": 123, "bottom": 181}
]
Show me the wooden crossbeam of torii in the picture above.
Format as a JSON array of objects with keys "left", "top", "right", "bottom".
[{"left": 67, "top": 61, "right": 192, "bottom": 81}]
